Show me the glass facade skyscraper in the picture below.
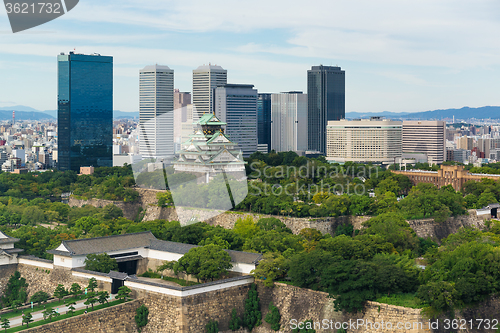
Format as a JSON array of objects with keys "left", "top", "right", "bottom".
[
  {"left": 257, "top": 93, "right": 272, "bottom": 152},
  {"left": 215, "top": 84, "right": 258, "bottom": 158},
  {"left": 307, "top": 65, "right": 345, "bottom": 155},
  {"left": 57, "top": 52, "right": 113, "bottom": 171}
]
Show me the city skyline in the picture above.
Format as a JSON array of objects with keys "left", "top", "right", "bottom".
[{"left": 1, "top": 1, "right": 500, "bottom": 114}]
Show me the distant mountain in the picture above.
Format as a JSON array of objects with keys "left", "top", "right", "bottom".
[
  {"left": 114, "top": 111, "right": 139, "bottom": 119},
  {"left": 42, "top": 110, "right": 57, "bottom": 118},
  {"left": 403, "top": 106, "right": 500, "bottom": 120},
  {"left": 346, "top": 106, "right": 500, "bottom": 121},
  {"left": 0, "top": 105, "right": 40, "bottom": 112},
  {"left": 0, "top": 110, "right": 54, "bottom": 121},
  {"left": 346, "top": 111, "right": 410, "bottom": 119}
]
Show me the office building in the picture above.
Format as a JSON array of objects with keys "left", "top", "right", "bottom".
[
  {"left": 257, "top": 93, "right": 272, "bottom": 153},
  {"left": 57, "top": 52, "right": 113, "bottom": 171},
  {"left": 139, "top": 65, "right": 174, "bottom": 159},
  {"left": 271, "top": 91, "right": 308, "bottom": 152},
  {"left": 173, "top": 89, "right": 191, "bottom": 149},
  {"left": 457, "top": 136, "right": 474, "bottom": 150},
  {"left": 402, "top": 121, "right": 446, "bottom": 164},
  {"left": 215, "top": 84, "right": 258, "bottom": 158},
  {"left": 192, "top": 64, "right": 227, "bottom": 121},
  {"left": 307, "top": 65, "right": 345, "bottom": 154},
  {"left": 326, "top": 118, "right": 402, "bottom": 163}
]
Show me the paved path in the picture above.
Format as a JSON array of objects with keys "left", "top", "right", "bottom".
[{"left": 8, "top": 296, "right": 114, "bottom": 328}]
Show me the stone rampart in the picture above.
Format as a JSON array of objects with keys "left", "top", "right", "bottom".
[{"left": 22, "top": 299, "right": 141, "bottom": 333}]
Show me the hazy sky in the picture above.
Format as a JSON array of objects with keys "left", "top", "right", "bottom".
[{"left": 1, "top": 0, "right": 499, "bottom": 113}]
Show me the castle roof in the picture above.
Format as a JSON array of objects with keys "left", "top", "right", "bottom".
[
  {"left": 47, "top": 231, "right": 262, "bottom": 264},
  {"left": 196, "top": 114, "right": 226, "bottom": 126}
]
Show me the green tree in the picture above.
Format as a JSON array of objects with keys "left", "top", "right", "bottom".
[
  {"left": 135, "top": 304, "right": 149, "bottom": 332},
  {"left": 234, "top": 216, "right": 259, "bottom": 239},
  {"left": 251, "top": 252, "right": 288, "bottom": 287},
  {"left": 70, "top": 283, "right": 83, "bottom": 298},
  {"left": 30, "top": 291, "right": 50, "bottom": 307},
  {"left": 43, "top": 308, "right": 58, "bottom": 322},
  {"left": 1, "top": 271, "right": 28, "bottom": 307},
  {"left": 1, "top": 318, "right": 9, "bottom": 332},
  {"left": 9, "top": 300, "right": 22, "bottom": 313},
  {"left": 243, "top": 284, "right": 261, "bottom": 331},
  {"left": 98, "top": 291, "right": 110, "bottom": 305},
  {"left": 20, "top": 206, "right": 45, "bottom": 225},
  {"left": 322, "top": 258, "right": 377, "bottom": 313},
  {"left": 84, "top": 292, "right": 99, "bottom": 310},
  {"left": 84, "top": 253, "right": 118, "bottom": 273},
  {"left": 205, "top": 319, "right": 219, "bottom": 333},
  {"left": 53, "top": 284, "right": 69, "bottom": 301},
  {"left": 87, "top": 277, "right": 98, "bottom": 293},
  {"left": 256, "top": 217, "right": 291, "bottom": 233},
  {"left": 116, "top": 286, "right": 132, "bottom": 301},
  {"left": 22, "top": 313, "right": 33, "bottom": 328},
  {"left": 174, "top": 244, "right": 232, "bottom": 283},
  {"left": 228, "top": 308, "right": 241, "bottom": 331},
  {"left": 67, "top": 301, "right": 76, "bottom": 315},
  {"left": 75, "top": 216, "right": 101, "bottom": 234},
  {"left": 264, "top": 302, "right": 281, "bottom": 331},
  {"left": 157, "top": 191, "right": 173, "bottom": 207},
  {"left": 476, "top": 189, "right": 498, "bottom": 208},
  {"left": 362, "top": 213, "right": 418, "bottom": 254}
]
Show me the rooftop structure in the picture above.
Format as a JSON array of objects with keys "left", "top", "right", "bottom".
[{"left": 173, "top": 114, "right": 246, "bottom": 183}]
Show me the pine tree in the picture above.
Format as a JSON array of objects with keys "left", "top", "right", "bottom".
[
  {"left": 228, "top": 308, "right": 241, "bottom": 331},
  {"left": 243, "top": 284, "right": 261, "bottom": 331},
  {"left": 1, "top": 318, "right": 10, "bottom": 332},
  {"left": 264, "top": 302, "right": 281, "bottom": 331}
]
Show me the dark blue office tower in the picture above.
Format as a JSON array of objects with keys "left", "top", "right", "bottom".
[
  {"left": 257, "top": 93, "right": 272, "bottom": 152},
  {"left": 57, "top": 52, "right": 113, "bottom": 171},
  {"left": 307, "top": 65, "right": 345, "bottom": 155}
]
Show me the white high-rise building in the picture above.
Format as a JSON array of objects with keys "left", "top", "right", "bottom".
[
  {"left": 326, "top": 118, "right": 402, "bottom": 163},
  {"left": 402, "top": 121, "right": 446, "bottom": 164},
  {"left": 215, "top": 84, "right": 258, "bottom": 158},
  {"left": 271, "top": 91, "right": 308, "bottom": 152},
  {"left": 192, "top": 64, "right": 227, "bottom": 121},
  {"left": 139, "top": 65, "right": 174, "bottom": 159}
]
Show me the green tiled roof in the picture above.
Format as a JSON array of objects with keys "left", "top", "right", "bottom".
[{"left": 196, "top": 114, "right": 226, "bottom": 126}]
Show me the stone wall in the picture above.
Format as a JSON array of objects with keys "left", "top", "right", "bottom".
[
  {"left": 182, "top": 284, "right": 252, "bottom": 332},
  {"left": 253, "top": 283, "right": 428, "bottom": 333},
  {"left": 69, "top": 197, "right": 142, "bottom": 220},
  {"left": 408, "top": 210, "right": 487, "bottom": 241},
  {"left": 0, "top": 264, "right": 20, "bottom": 295},
  {"left": 23, "top": 299, "right": 141, "bottom": 333},
  {"left": 139, "top": 293, "right": 182, "bottom": 333}
]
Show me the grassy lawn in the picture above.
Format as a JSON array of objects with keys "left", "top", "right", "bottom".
[
  {"left": 0, "top": 297, "right": 82, "bottom": 320},
  {"left": 139, "top": 271, "right": 198, "bottom": 286},
  {"left": 161, "top": 276, "right": 198, "bottom": 287},
  {"left": 3, "top": 299, "right": 128, "bottom": 332},
  {"left": 375, "top": 293, "right": 426, "bottom": 309}
]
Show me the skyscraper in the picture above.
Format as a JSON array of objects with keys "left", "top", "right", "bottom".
[
  {"left": 192, "top": 64, "right": 227, "bottom": 121},
  {"left": 173, "top": 89, "right": 191, "bottom": 150},
  {"left": 271, "top": 92, "right": 308, "bottom": 152},
  {"left": 402, "top": 121, "right": 446, "bottom": 164},
  {"left": 215, "top": 84, "right": 258, "bottom": 158},
  {"left": 257, "top": 93, "right": 272, "bottom": 152},
  {"left": 139, "top": 65, "right": 174, "bottom": 159},
  {"left": 307, "top": 65, "right": 345, "bottom": 155},
  {"left": 57, "top": 52, "right": 113, "bottom": 171}
]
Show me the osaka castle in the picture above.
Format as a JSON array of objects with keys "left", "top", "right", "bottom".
[{"left": 173, "top": 114, "right": 246, "bottom": 183}]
